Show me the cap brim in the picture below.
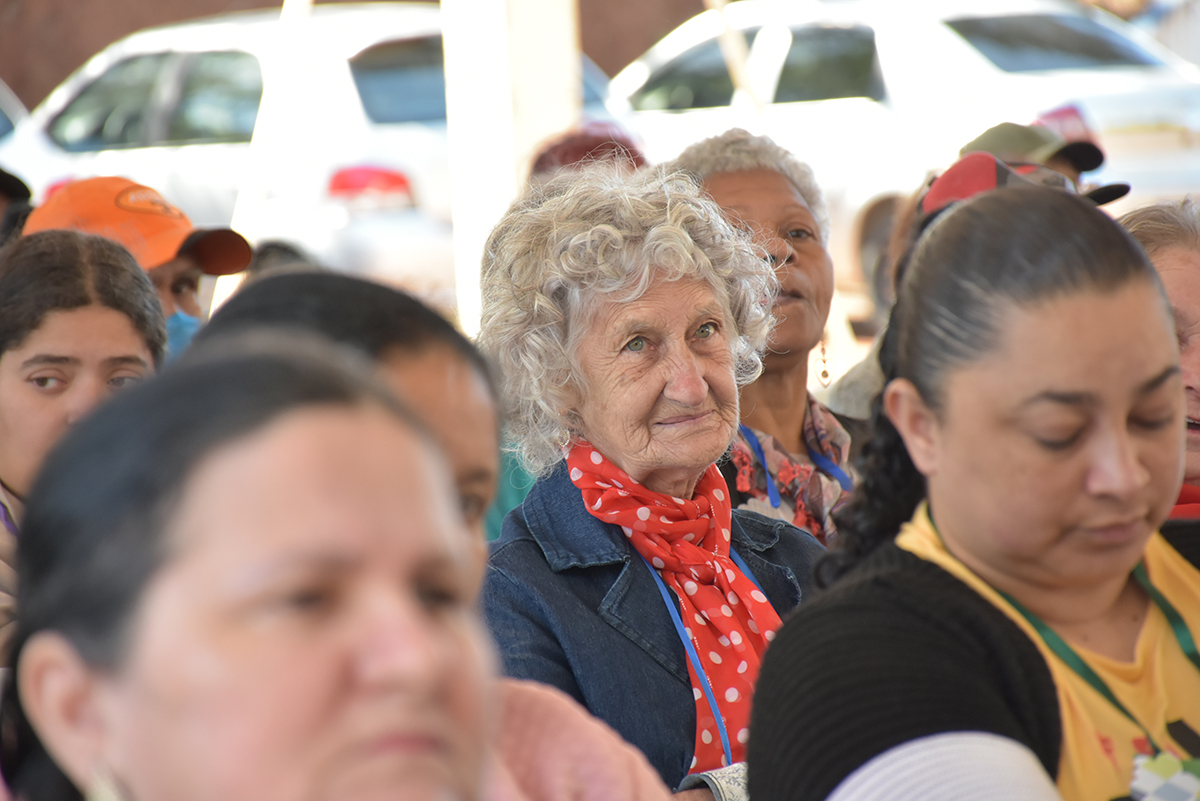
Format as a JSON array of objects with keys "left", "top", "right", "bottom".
[
  {"left": 1085, "top": 183, "right": 1130, "bottom": 206},
  {"left": 1054, "top": 141, "right": 1104, "bottom": 173},
  {"left": 180, "top": 229, "right": 253, "bottom": 276}
]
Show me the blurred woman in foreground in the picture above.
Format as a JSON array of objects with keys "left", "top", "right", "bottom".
[
  {"left": 202, "top": 275, "right": 678, "bottom": 801},
  {"left": 750, "top": 187, "right": 1200, "bottom": 801}
]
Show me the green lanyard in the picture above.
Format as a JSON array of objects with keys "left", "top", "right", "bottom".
[{"left": 998, "top": 563, "right": 1200, "bottom": 757}]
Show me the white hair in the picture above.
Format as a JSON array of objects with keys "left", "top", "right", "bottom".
[
  {"left": 478, "top": 164, "right": 776, "bottom": 476},
  {"left": 671, "top": 128, "right": 830, "bottom": 245}
]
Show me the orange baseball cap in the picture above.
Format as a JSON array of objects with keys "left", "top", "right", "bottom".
[{"left": 22, "top": 176, "right": 252, "bottom": 276}]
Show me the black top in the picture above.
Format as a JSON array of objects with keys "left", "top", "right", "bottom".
[{"left": 748, "top": 542, "right": 1062, "bottom": 801}]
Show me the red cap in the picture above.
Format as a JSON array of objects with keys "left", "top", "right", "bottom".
[{"left": 23, "top": 177, "right": 251, "bottom": 275}]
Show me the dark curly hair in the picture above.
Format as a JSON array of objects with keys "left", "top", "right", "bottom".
[{"left": 819, "top": 186, "right": 1160, "bottom": 586}]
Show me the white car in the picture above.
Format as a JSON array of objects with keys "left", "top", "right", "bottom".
[
  {"left": 608, "top": 0, "right": 1200, "bottom": 312},
  {"left": 0, "top": 3, "right": 609, "bottom": 300}
]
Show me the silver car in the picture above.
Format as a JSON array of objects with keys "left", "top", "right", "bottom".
[{"left": 609, "top": 0, "right": 1200, "bottom": 312}]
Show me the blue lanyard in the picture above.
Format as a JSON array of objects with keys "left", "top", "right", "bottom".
[
  {"left": 739, "top": 424, "right": 781, "bottom": 508},
  {"left": 738, "top": 424, "right": 853, "bottom": 511},
  {"left": 637, "top": 546, "right": 769, "bottom": 769}
]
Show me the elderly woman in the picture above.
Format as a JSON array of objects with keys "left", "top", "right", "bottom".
[
  {"left": 749, "top": 186, "right": 1200, "bottom": 801},
  {"left": 672, "top": 129, "right": 853, "bottom": 546},
  {"left": 479, "top": 165, "right": 825, "bottom": 792},
  {"left": 1119, "top": 200, "right": 1200, "bottom": 522}
]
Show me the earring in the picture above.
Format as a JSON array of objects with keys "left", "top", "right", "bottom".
[
  {"left": 817, "top": 338, "right": 831, "bottom": 388},
  {"left": 86, "top": 767, "right": 126, "bottom": 801}
]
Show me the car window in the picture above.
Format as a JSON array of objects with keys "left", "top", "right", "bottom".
[
  {"left": 630, "top": 30, "right": 757, "bottom": 111},
  {"left": 48, "top": 53, "right": 171, "bottom": 151},
  {"left": 945, "top": 14, "right": 1163, "bottom": 72},
  {"left": 164, "top": 51, "right": 262, "bottom": 144},
  {"left": 351, "top": 36, "right": 607, "bottom": 123},
  {"left": 775, "top": 24, "right": 885, "bottom": 103},
  {"left": 351, "top": 37, "right": 448, "bottom": 124}
]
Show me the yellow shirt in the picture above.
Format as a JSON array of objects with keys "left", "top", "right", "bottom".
[{"left": 897, "top": 505, "right": 1200, "bottom": 801}]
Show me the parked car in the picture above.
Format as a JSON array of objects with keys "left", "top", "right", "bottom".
[
  {"left": 0, "top": 78, "right": 27, "bottom": 141},
  {"left": 0, "top": 2, "right": 609, "bottom": 301},
  {"left": 608, "top": 0, "right": 1200, "bottom": 314}
]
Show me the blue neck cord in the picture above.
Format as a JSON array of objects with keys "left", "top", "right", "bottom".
[{"left": 637, "top": 546, "right": 768, "bottom": 769}]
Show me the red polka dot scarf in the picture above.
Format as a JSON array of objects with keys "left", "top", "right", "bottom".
[{"left": 566, "top": 441, "right": 783, "bottom": 772}]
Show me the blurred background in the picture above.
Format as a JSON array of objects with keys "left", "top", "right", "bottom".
[{"left": 1, "top": 0, "right": 1199, "bottom": 385}]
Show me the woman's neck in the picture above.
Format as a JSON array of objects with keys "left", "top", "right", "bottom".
[
  {"left": 948, "top": 538, "right": 1150, "bottom": 662},
  {"left": 740, "top": 359, "right": 810, "bottom": 455}
]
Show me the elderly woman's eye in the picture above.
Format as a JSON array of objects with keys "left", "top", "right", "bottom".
[
  {"left": 696, "top": 322, "right": 717, "bottom": 339},
  {"left": 625, "top": 336, "right": 646, "bottom": 352},
  {"left": 788, "top": 228, "right": 814, "bottom": 240}
]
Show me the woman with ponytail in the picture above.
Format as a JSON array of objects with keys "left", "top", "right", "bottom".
[{"left": 749, "top": 185, "right": 1200, "bottom": 801}]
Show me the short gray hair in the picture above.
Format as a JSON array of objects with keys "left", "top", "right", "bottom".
[
  {"left": 479, "top": 164, "right": 776, "bottom": 476},
  {"left": 1119, "top": 198, "right": 1200, "bottom": 258},
  {"left": 671, "top": 128, "right": 830, "bottom": 245}
]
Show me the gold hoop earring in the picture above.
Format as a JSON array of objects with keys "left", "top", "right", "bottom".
[{"left": 817, "top": 338, "right": 831, "bottom": 388}]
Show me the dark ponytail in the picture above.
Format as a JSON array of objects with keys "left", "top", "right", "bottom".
[{"left": 820, "top": 186, "right": 1159, "bottom": 586}]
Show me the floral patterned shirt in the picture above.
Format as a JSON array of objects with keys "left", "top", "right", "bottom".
[{"left": 729, "top": 396, "right": 854, "bottom": 546}]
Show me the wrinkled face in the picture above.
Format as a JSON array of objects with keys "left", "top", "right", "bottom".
[
  {"left": 703, "top": 168, "right": 833, "bottom": 366},
  {"left": 914, "top": 281, "right": 1183, "bottom": 592},
  {"left": 148, "top": 255, "right": 204, "bottom": 319},
  {"left": 1150, "top": 245, "right": 1200, "bottom": 485},
  {"left": 378, "top": 344, "right": 499, "bottom": 541},
  {"left": 0, "top": 306, "right": 153, "bottom": 496},
  {"left": 95, "top": 405, "right": 492, "bottom": 801},
  {"left": 569, "top": 276, "right": 740, "bottom": 495}
]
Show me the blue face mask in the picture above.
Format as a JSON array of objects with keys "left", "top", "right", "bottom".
[{"left": 165, "top": 310, "right": 201, "bottom": 363}]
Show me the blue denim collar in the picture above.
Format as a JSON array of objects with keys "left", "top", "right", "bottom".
[{"left": 520, "top": 461, "right": 784, "bottom": 573}]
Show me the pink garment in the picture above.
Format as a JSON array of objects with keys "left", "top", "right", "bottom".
[{"left": 486, "top": 680, "right": 673, "bottom": 801}]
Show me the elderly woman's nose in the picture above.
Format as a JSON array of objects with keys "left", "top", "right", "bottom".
[
  {"left": 762, "top": 233, "right": 794, "bottom": 268},
  {"left": 662, "top": 348, "right": 709, "bottom": 407},
  {"left": 352, "top": 587, "right": 445, "bottom": 689}
]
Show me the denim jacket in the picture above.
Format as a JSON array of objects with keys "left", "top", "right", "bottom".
[{"left": 482, "top": 462, "right": 826, "bottom": 790}]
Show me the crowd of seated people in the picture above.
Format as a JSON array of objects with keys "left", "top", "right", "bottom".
[{"left": 0, "top": 118, "right": 1196, "bottom": 801}]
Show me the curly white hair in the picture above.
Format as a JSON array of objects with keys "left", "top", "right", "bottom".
[
  {"left": 478, "top": 164, "right": 777, "bottom": 476},
  {"left": 671, "top": 128, "right": 830, "bottom": 245}
]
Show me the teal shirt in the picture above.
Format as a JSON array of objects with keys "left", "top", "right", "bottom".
[{"left": 484, "top": 449, "right": 535, "bottom": 541}]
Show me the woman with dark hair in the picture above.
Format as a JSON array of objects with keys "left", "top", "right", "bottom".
[
  {"left": 191, "top": 274, "right": 676, "bottom": 801},
  {"left": 0, "top": 230, "right": 164, "bottom": 650},
  {"left": 194, "top": 270, "right": 499, "bottom": 539},
  {"left": 1, "top": 338, "right": 499, "bottom": 801},
  {"left": 749, "top": 187, "right": 1200, "bottom": 801}
]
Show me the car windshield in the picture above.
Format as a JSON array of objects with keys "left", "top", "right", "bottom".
[
  {"left": 351, "top": 35, "right": 605, "bottom": 125},
  {"left": 945, "top": 13, "right": 1163, "bottom": 72}
]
